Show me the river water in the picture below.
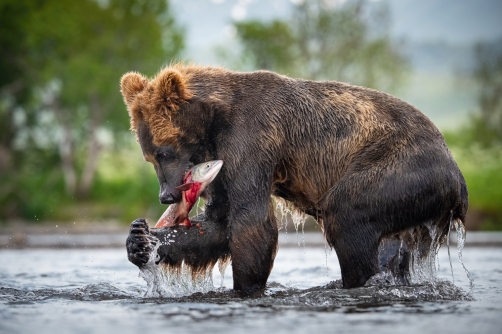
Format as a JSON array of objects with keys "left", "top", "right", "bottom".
[{"left": 1, "top": 232, "right": 501, "bottom": 334}]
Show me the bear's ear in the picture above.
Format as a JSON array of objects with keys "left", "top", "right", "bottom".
[
  {"left": 120, "top": 72, "right": 148, "bottom": 105},
  {"left": 152, "top": 69, "right": 192, "bottom": 111}
]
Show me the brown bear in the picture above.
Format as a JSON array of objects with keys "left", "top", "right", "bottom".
[{"left": 121, "top": 64, "right": 467, "bottom": 294}]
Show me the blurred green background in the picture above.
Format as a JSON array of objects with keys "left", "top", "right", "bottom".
[{"left": 1, "top": 0, "right": 501, "bottom": 230}]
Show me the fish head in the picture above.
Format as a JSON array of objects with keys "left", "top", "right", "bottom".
[
  {"left": 190, "top": 160, "right": 223, "bottom": 185},
  {"left": 176, "top": 160, "right": 223, "bottom": 209}
]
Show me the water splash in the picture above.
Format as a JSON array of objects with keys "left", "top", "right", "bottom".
[
  {"left": 0, "top": 279, "right": 472, "bottom": 307},
  {"left": 71, "top": 283, "right": 131, "bottom": 301},
  {"left": 138, "top": 238, "right": 215, "bottom": 298},
  {"left": 374, "top": 219, "right": 474, "bottom": 299},
  {"left": 376, "top": 223, "right": 443, "bottom": 286},
  {"left": 453, "top": 218, "right": 474, "bottom": 290},
  {"left": 140, "top": 262, "right": 214, "bottom": 298},
  {"left": 373, "top": 280, "right": 473, "bottom": 302}
]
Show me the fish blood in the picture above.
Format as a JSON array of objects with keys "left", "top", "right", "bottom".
[{"left": 155, "top": 160, "right": 223, "bottom": 228}]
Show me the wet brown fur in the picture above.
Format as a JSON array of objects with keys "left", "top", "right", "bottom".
[
  {"left": 122, "top": 64, "right": 468, "bottom": 292},
  {"left": 121, "top": 64, "right": 404, "bottom": 203}
]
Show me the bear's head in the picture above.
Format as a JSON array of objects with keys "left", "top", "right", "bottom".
[
  {"left": 120, "top": 68, "right": 196, "bottom": 205},
  {"left": 120, "top": 68, "right": 193, "bottom": 146}
]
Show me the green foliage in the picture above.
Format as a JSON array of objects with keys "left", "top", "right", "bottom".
[
  {"left": 233, "top": 20, "right": 296, "bottom": 74},
  {"left": 25, "top": 0, "right": 183, "bottom": 132},
  {"left": 469, "top": 42, "right": 502, "bottom": 147},
  {"left": 0, "top": 142, "right": 166, "bottom": 224},
  {"left": 0, "top": 144, "right": 67, "bottom": 220},
  {"left": 0, "top": 0, "right": 32, "bottom": 92},
  {"left": 231, "top": 0, "right": 408, "bottom": 92},
  {"left": 444, "top": 41, "right": 502, "bottom": 230},
  {"left": 446, "top": 145, "right": 502, "bottom": 230},
  {"left": 0, "top": 0, "right": 36, "bottom": 180},
  {"left": 88, "top": 148, "right": 165, "bottom": 222},
  {"left": 0, "top": 0, "right": 184, "bottom": 222}
]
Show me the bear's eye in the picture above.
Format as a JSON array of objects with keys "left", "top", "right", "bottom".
[{"left": 156, "top": 148, "right": 175, "bottom": 161}]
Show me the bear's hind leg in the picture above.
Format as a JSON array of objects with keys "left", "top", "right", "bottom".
[
  {"left": 321, "top": 202, "right": 381, "bottom": 288},
  {"left": 331, "top": 222, "right": 381, "bottom": 288}
]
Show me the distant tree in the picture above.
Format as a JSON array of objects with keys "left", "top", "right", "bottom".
[
  {"left": 468, "top": 41, "right": 502, "bottom": 147},
  {"left": 0, "top": 0, "right": 40, "bottom": 218},
  {"left": 232, "top": 0, "right": 408, "bottom": 92},
  {"left": 23, "top": 0, "right": 184, "bottom": 198},
  {"left": 0, "top": 0, "right": 34, "bottom": 174},
  {"left": 441, "top": 41, "right": 502, "bottom": 230},
  {"left": 233, "top": 20, "right": 296, "bottom": 74}
]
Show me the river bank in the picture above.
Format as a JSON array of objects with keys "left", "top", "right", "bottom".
[{"left": 1, "top": 220, "right": 502, "bottom": 249}]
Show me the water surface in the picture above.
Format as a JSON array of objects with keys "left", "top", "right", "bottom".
[{"left": 1, "top": 234, "right": 501, "bottom": 334}]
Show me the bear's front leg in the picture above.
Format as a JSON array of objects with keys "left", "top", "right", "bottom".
[
  {"left": 229, "top": 200, "right": 278, "bottom": 295},
  {"left": 152, "top": 216, "right": 230, "bottom": 269},
  {"left": 126, "top": 216, "right": 230, "bottom": 270}
]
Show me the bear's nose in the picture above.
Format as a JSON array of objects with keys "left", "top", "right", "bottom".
[{"left": 160, "top": 194, "right": 175, "bottom": 205}]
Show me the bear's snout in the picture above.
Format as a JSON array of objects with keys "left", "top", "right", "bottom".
[{"left": 159, "top": 183, "right": 182, "bottom": 204}]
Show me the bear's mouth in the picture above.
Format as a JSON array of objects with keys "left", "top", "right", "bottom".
[
  {"left": 154, "top": 160, "right": 223, "bottom": 229},
  {"left": 155, "top": 181, "right": 202, "bottom": 228}
]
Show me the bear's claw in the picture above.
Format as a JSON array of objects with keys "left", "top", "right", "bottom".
[{"left": 126, "top": 218, "right": 158, "bottom": 267}]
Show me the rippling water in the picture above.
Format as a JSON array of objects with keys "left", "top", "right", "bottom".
[{"left": 1, "top": 234, "right": 501, "bottom": 334}]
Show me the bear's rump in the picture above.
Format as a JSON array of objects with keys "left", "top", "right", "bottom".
[{"left": 317, "top": 141, "right": 464, "bottom": 235}]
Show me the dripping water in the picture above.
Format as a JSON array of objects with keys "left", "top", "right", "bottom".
[
  {"left": 302, "top": 222, "right": 306, "bottom": 252},
  {"left": 436, "top": 249, "right": 440, "bottom": 272},
  {"left": 218, "top": 258, "right": 230, "bottom": 289},
  {"left": 293, "top": 221, "right": 300, "bottom": 245},
  {"left": 407, "top": 222, "right": 439, "bottom": 284},
  {"left": 274, "top": 197, "right": 290, "bottom": 241},
  {"left": 447, "top": 219, "right": 454, "bottom": 284},
  {"left": 273, "top": 196, "right": 309, "bottom": 250},
  {"left": 453, "top": 218, "right": 474, "bottom": 290},
  {"left": 291, "top": 213, "right": 307, "bottom": 249},
  {"left": 323, "top": 234, "right": 329, "bottom": 277}
]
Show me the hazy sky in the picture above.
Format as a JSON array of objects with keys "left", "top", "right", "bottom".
[
  {"left": 171, "top": 0, "right": 502, "bottom": 62},
  {"left": 169, "top": 0, "right": 501, "bottom": 128}
]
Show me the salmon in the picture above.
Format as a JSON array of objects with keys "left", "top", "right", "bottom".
[{"left": 155, "top": 160, "right": 223, "bottom": 228}]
